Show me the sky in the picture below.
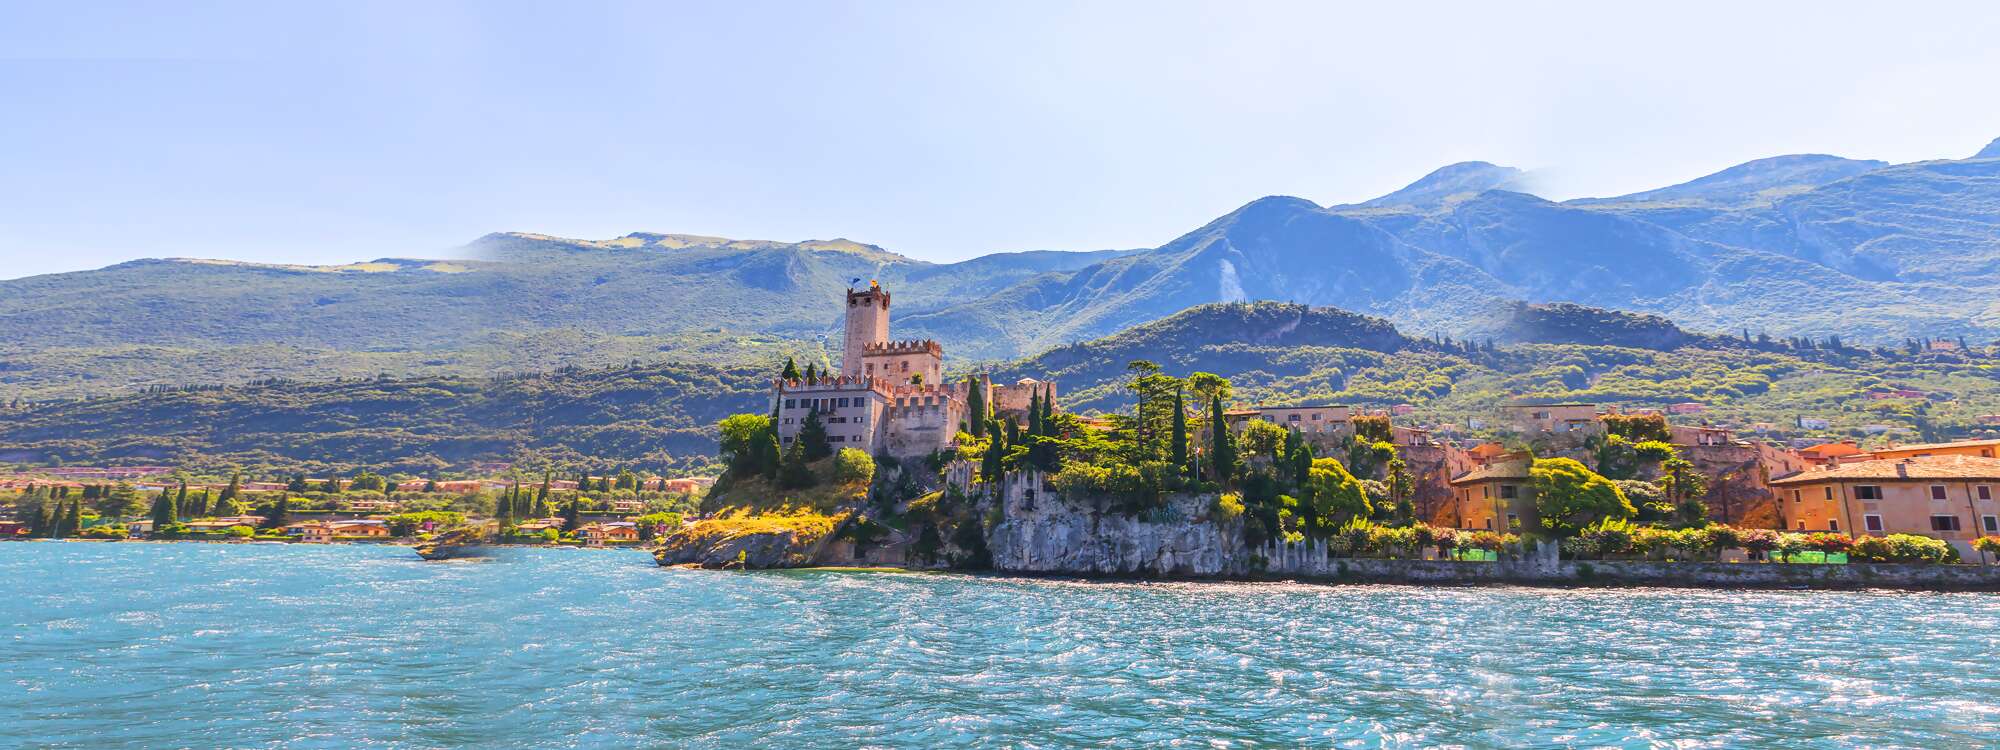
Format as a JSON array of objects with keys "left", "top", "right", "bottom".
[{"left": 2, "top": 1, "right": 1998, "bottom": 279}]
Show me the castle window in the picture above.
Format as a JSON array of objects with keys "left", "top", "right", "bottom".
[
  {"left": 901, "top": 361, "right": 909, "bottom": 372},
  {"left": 866, "top": 364, "right": 874, "bottom": 374},
  {"left": 785, "top": 399, "right": 795, "bottom": 409}
]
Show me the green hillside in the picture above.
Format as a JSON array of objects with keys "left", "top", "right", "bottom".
[{"left": 5, "top": 302, "right": 1997, "bottom": 477}]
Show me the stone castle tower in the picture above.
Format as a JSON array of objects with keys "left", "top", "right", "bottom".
[{"left": 842, "top": 281, "right": 890, "bottom": 378}]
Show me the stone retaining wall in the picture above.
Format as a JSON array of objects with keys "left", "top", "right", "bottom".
[{"left": 1277, "top": 557, "right": 2000, "bottom": 590}]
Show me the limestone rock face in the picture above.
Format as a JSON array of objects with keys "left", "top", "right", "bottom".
[
  {"left": 654, "top": 525, "right": 831, "bottom": 569},
  {"left": 984, "top": 473, "right": 1250, "bottom": 577}
]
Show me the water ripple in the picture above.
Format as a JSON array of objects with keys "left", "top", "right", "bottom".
[{"left": 3, "top": 543, "right": 1998, "bottom": 748}]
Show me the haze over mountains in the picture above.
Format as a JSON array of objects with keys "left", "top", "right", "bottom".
[{"left": 3, "top": 137, "right": 1997, "bottom": 399}]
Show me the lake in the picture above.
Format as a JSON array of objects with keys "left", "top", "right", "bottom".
[{"left": 4, "top": 542, "right": 1998, "bottom": 748}]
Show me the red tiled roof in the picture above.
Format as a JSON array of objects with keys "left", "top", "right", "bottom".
[{"left": 1770, "top": 455, "right": 2000, "bottom": 484}]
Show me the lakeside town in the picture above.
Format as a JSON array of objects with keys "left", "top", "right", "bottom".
[{"left": 6, "top": 283, "right": 2000, "bottom": 579}]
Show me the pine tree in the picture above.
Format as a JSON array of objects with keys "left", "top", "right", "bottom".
[
  {"left": 1170, "top": 386, "right": 1190, "bottom": 478},
  {"left": 965, "top": 375, "right": 988, "bottom": 437},
  {"left": 1208, "top": 395, "right": 1238, "bottom": 485},
  {"left": 798, "top": 409, "right": 833, "bottom": 461},
  {"left": 781, "top": 356, "right": 801, "bottom": 380},
  {"left": 563, "top": 498, "right": 583, "bottom": 532},
  {"left": 265, "top": 496, "right": 290, "bottom": 529},
  {"left": 779, "top": 438, "right": 814, "bottom": 489},
  {"left": 221, "top": 474, "right": 242, "bottom": 507}
]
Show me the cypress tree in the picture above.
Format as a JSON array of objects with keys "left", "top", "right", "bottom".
[
  {"left": 220, "top": 474, "right": 241, "bottom": 507},
  {"left": 150, "top": 491, "right": 175, "bottom": 530},
  {"left": 1170, "top": 386, "right": 1190, "bottom": 478},
  {"left": 174, "top": 481, "right": 189, "bottom": 519},
  {"left": 1027, "top": 390, "right": 1043, "bottom": 443},
  {"left": 981, "top": 425, "right": 1006, "bottom": 484},
  {"left": 756, "top": 425, "right": 782, "bottom": 480},
  {"left": 1209, "top": 395, "right": 1238, "bottom": 486},
  {"left": 804, "top": 362, "right": 818, "bottom": 381},
  {"left": 65, "top": 500, "right": 82, "bottom": 537},
  {"left": 965, "top": 375, "right": 988, "bottom": 438},
  {"left": 287, "top": 474, "right": 308, "bottom": 493},
  {"left": 781, "top": 356, "right": 801, "bottom": 380},
  {"left": 563, "top": 498, "right": 583, "bottom": 532},
  {"left": 423, "top": 478, "right": 438, "bottom": 493}
]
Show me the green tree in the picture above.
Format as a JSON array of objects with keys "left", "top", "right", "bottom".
[
  {"left": 173, "top": 480, "right": 189, "bottom": 518},
  {"left": 965, "top": 374, "right": 988, "bottom": 437},
  {"left": 563, "top": 497, "right": 583, "bottom": 532},
  {"left": 1170, "top": 386, "right": 1190, "bottom": 478},
  {"left": 219, "top": 473, "right": 242, "bottom": 507},
  {"left": 1529, "top": 457, "right": 1634, "bottom": 538},
  {"left": 1304, "top": 458, "right": 1371, "bottom": 534},
  {"left": 834, "top": 448, "right": 875, "bottom": 485},
  {"left": 1208, "top": 394, "right": 1239, "bottom": 485},
  {"left": 1658, "top": 456, "right": 1710, "bottom": 527},
  {"left": 781, "top": 356, "right": 801, "bottom": 380},
  {"left": 65, "top": 500, "right": 83, "bottom": 537},
  {"left": 1386, "top": 457, "right": 1415, "bottom": 525},
  {"left": 262, "top": 496, "right": 291, "bottom": 528},
  {"left": 797, "top": 409, "right": 833, "bottom": 461},
  {"left": 150, "top": 491, "right": 175, "bottom": 530},
  {"left": 981, "top": 426, "right": 1007, "bottom": 484},
  {"left": 1186, "top": 371, "right": 1231, "bottom": 407},
  {"left": 779, "top": 438, "right": 815, "bottom": 489}
]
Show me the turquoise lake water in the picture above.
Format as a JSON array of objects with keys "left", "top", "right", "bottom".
[{"left": 4, "top": 542, "right": 1999, "bottom": 748}]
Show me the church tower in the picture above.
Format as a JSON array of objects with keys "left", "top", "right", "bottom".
[{"left": 842, "top": 281, "right": 890, "bottom": 378}]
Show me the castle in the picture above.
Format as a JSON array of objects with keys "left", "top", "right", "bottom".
[{"left": 772, "top": 282, "right": 1053, "bottom": 458}]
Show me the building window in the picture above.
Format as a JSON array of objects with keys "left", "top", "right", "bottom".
[
  {"left": 1823, "top": 487, "right": 1833, "bottom": 501},
  {"left": 1483, "top": 518, "right": 1493, "bottom": 530},
  {"left": 1791, "top": 490, "right": 1801, "bottom": 503},
  {"left": 1864, "top": 514, "right": 1883, "bottom": 532},
  {"left": 784, "top": 399, "right": 796, "bottom": 409},
  {"left": 1796, "top": 521, "right": 1806, "bottom": 531},
  {"left": 783, "top": 418, "right": 793, "bottom": 425},
  {"left": 1829, "top": 519, "right": 1839, "bottom": 532},
  {"left": 1930, "top": 485, "right": 1948, "bottom": 501},
  {"left": 1505, "top": 514, "right": 1520, "bottom": 530},
  {"left": 1311, "top": 414, "right": 1321, "bottom": 420},
  {"left": 1288, "top": 414, "right": 1301, "bottom": 422},
  {"left": 1931, "top": 515, "right": 1962, "bottom": 532},
  {"left": 901, "top": 361, "right": 909, "bottom": 372},
  {"left": 1979, "top": 485, "right": 1993, "bottom": 501},
  {"left": 781, "top": 437, "right": 792, "bottom": 444},
  {"left": 1499, "top": 485, "right": 1518, "bottom": 500},
  {"left": 1855, "top": 485, "right": 1883, "bottom": 501},
  {"left": 1984, "top": 515, "right": 1999, "bottom": 533}
]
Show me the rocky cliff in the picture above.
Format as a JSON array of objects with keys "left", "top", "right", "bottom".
[{"left": 983, "top": 472, "right": 1251, "bottom": 577}]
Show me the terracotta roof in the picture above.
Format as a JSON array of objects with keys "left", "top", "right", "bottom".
[
  {"left": 1769, "top": 455, "right": 2000, "bottom": 484},
  {"left": 1450, "top": 461, "right": 1530, "bottom": 485},
  {"left": 1870, "top": 438, "right": 2000, "bottom": 454}
]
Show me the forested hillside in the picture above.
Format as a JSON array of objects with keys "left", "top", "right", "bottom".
[
  {"left": 4, "top": 138, "right": 1996, "bottom": 400},
  {"left": 5, "top": 302, "right": 1996, "bottom": 476}
]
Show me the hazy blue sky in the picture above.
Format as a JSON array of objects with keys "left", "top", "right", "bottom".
[{"left": 3, "top": 1, "right": 1998, "bottom": 279}]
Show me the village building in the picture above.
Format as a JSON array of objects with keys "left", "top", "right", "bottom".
[
  {"left": 1799, "top": 442, "right": 1871, "bottom": 467},
  {"left": 1229, "top": 404, "right": 1354, "bottom": 438},
  {"left": 772, "top": 282, "right": 1053, "bottom": 459},
  {"left": 581, "top": 521, "right": 640, "bottom": 545},
  {"left": 1502, "top": 403, "right": 1601, "bottom": 435},
  {"left": 1770, "top": 455, "right": 2000, "bottom": 557},
  {"left": 1867, "top": 438, "right": 2000, "bottom": 461},
  {"left": 327, "top": 519, "right": 392, "bottom": 538},
  {"left": 1447, "top": 461, "right": 1535, "bottom": 532}
]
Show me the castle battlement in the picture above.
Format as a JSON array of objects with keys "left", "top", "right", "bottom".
[
  {"left": 862, "top": 339, "right": 943, "bottom": 357},
  {"left": 773, "top": 375, "right": 886, "bottom": 393}
]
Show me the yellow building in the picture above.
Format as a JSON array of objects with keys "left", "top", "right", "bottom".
[
  {"left": 1769, "top": 455, "right": 2000, "bottom": 557},
  {"left": 1868, "top": 439, "right": 2000, "bottom": 461},
  {"left": 1448, "top": 461, "right": 1536, "bottom": 532}
]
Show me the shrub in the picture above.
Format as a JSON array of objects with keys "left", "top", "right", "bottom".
[
  {"left": 1431, "top": 527, "right": 1461, "bottom": 556},
  {"left": 225, "top": 525, "right": 256, "bottom": 539},
  {"left": 1807, "top": 532, "right": 1854, "bottom": 554},
  {"left": 1578, "top": 518, "right": 1636, "bottom": 557},
  {"left": 1631, "top": 440, "right": 1678, "bottom": 462},
  {"left": 79, "top": 525, "right": 127, "bottom": 540},
  {"left": 1704, "top": 526, "right": 1743, "bottom": 558},
  {"left": 1211, "top": 492, "right": 1245, "bottom": 521},
  {"left": 834, "top": 448, "right": 875, "bottom": 485},
  {"left": 1775, "top": 532, "right": 1811, "bottom": 561},
  {"left": 1737, "top": 528, "right": 1778, "bottom": 558},
  {"left": 1975, "top": 536, "right": 2000, "bottom": 558},
  {"left": 1849, "top": 534, "right": 1952, "bottom": 563}
]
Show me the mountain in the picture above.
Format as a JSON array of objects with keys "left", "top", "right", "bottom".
[
  {"left": 4, "top": 137, "right": 1999, "bottom": 401},
  {"left": 1974, "top": 137, "right": 2000, "bottom": 160},
  {"left": 1350, "top": 161, "right": 1528, "bottom": 209},
  {"left": 9, "top": 301, "right": 1996, "bottom": 475},
  {"left": 1573, "top": 154, "right": 1888, "bottom": 207}
]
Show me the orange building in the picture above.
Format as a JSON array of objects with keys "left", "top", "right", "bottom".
[
  {"left": 1769, "top": 455, "right": 2000, "bottom": 558},
  {"left": 1798, "top": 442, "right": 1871, "bottom": 467},
  {"left": 1448, "top": 461, "right": 1536, "bottom": 532}
]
